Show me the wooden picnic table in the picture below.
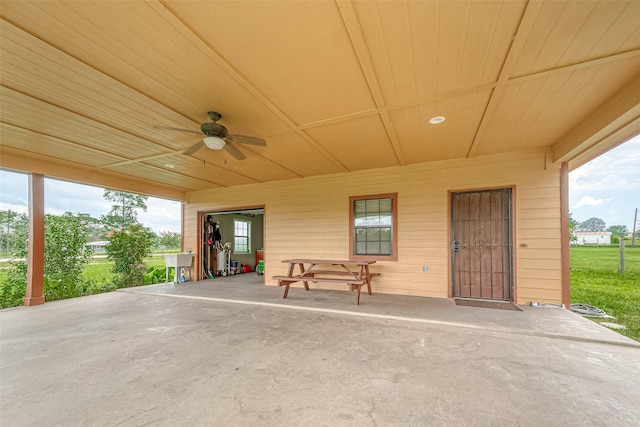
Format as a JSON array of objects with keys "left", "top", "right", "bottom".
[{"left": 272, "top": 258, "right": 378, "bottom": 305}]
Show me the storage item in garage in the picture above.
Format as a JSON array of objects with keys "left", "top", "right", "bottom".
[{"left": 255, "top": 249, "right": 264, "bottom": 267}]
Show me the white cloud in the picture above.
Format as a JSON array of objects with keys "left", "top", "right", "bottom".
[
  {"left": 569, "top": 137, "right": 640, "bottom": 191},
  {"left": 572, "top": 196, "right": 613, "bottom": 209},
  {"left": 0, "top": 202, "right": 28, "bottom": 215},
  {"left": 138, "top": 198, "right": 182, "bottom": 233}
]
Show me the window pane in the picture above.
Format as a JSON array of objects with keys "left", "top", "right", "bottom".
[
  {"left": 379, "top": 198, "right": 392, "bottom": 213},
  {"left": 356, "top": 241, "right": 366, "bottom": 254},
  {"left": 380, "top": 228, "right": 391, "bottom": 240},
  {"left": 367, "top": 227, "right": 380, "bottom": 241},
  {"left": 235, "top": 237, "right": 247, "bottom": 252},
  {"left": 234, "top": 220, "right": 251, "bottom": 253},
  {"left": 365, "top": 199, "right": 379, "bottom": 212},
  {"left": 354, "top": 212, "right": 368, "bottom": 226},
  {"left": 354, "top": 200, "right": 366, "bottom": 213},
  {"left": 366, "top": 241, "right": 380, "bottom": 254},
  {"left": 380, "top": 214, "right": 392, "bottom": 226},
  {"left": 380, "top": 241, "right": 391, "bottom": 255}
]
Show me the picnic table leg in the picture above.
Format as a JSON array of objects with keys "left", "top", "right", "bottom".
[
  {"left": 364, "top": 265, "right": 373, "bottom": 295},
  {"left": 355, "top": 284, "right": 361, "bottom": 305},
  {"left": 298, "top": 263, "right": 310, "bottom": 290},
  {"left": 282, "top": 262, "right": 296, "bottom": 299}
]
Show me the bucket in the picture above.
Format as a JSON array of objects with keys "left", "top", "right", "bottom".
[
  {"left": 230, "top": 260, "right": 238, "bottom": 272},
  {"left": 243, "top": 264, "right": 251, "bottom": 273}
]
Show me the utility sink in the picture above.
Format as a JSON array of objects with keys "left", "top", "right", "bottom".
[
  {"left": 165, "top": 253, "right": 195, "bottom": 268},
  {"left": 165, "top": 253, "right": 195, "bottom": 283}
]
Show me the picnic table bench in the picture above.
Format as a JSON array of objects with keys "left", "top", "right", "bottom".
[{"left": 273, "top": 258, "right": 379, "bottom": 305}]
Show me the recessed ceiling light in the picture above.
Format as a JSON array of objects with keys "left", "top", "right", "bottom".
[
  {"left": 429, "top": 116, "right": 446, "bottom": 125},
  {"left": 164, "top": 163, "right": 176, "bottom": 169}
]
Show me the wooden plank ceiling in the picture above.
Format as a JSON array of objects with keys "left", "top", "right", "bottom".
[{"left": 1, "top": 0, "right": 639, "bottom": 201}]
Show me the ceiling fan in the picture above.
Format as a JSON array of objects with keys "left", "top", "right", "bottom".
[{"left": 164, "top": 112, "right": 266, "bottom": 160}]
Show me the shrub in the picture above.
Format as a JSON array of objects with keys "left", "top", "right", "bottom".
[
  {"left": 105, "top": 223, "right": 155, "bottom": 288},
  {"left": 0, "top": 212, "right": 95, "bottom": 308},
  {"left": 0, "top": 261, "right": 28, "bottom": 309},
  {"left": 45, "top": 213, "right": 94, "bottom": 290},
  {"left": 144, "top": 266, "right": 173, "bottom": 285}
]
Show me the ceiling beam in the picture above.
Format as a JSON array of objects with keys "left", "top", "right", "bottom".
[
  {"left": 270, "top": 109, "right": 381, "bottom": 135},
  {"left": 336, "top": 0, "right": 405, "bottom": 166},
  {"left": 386, "top": 82, "right": 497, "bottom": 113},
  {"left": 155, "top": 0, "right": 350, "bottom": 173},
  {"left": 466, "top": 0, "right": 544, "bottom": 158},
  {"left": 567, "top": 124, "right": 640, "bottom": 171},
  {"left": 552, "top": 73, "right": 640, "bottom": 166},
  {"left": 0, "top": 146, "right": 188, "bottom": 201},
  {"left": 509, "top": 48, "right": 640, "bottom": 85}
]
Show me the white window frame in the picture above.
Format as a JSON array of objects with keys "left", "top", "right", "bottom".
[{"left": 233, "top": 219, "right": 251, "bottom": 254}]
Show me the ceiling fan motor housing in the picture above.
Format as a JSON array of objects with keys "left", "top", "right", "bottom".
[{"left": 201, "top": 122, "right": 228, "bottom": 138}]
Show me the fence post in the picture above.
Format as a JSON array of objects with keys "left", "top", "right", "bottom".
[{"left": 619, "top": 236, "right": 625, "bottom": 274}]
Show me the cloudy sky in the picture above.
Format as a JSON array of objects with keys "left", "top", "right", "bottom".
[
  {"left": 1, "top": 135, "right": 639, "bottom": 232},
  {"left": 569, "top": 134, "right": 639, "bottom": 230},
  {"left": 0, "top": 172, "right": 182, "bottom": 233}
]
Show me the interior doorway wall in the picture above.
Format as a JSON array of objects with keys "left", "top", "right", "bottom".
[
  {"left": 451, "top": 189, "right": 513, "bottom": 301},
  {"left": 200, "top": 208, "right": 264, "bottom": 279}
]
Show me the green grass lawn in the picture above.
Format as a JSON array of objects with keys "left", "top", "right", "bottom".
[
  {"left": 0, "top": 255, "right": 170, "bottom": 286},
  {"left": 83, "top": 256, "right": 167, "bottom": 284},
  {"left": 0, "top": 256, "right": 171, "bottom": 308},
  {"left": 570, "top": 245, "right": 640, "bottom": 341}
]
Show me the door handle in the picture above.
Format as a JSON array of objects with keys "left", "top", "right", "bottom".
[{"left": 452, "top": 240, "right": 460, "bottom": 253}]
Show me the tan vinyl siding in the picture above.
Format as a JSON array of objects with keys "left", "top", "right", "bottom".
[{"left": 184, "top": 148, "right": 563, "bottom": 305}]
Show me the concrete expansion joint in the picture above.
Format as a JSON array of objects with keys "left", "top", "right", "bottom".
[{"left": 117, "top": 289, "right": 640, "bottom": 349}]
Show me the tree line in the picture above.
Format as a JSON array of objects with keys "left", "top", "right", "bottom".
[
  {"left": 570, "top": 214, "right": 636, "bottom": 236},
  {"left": 0, "top": 190, "right": 180, "bottom": 258},
  {"left": 569, "top": 213, "right": 639, "bottom": 246}
]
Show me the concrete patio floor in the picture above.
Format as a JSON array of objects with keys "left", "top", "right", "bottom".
[{"left": 1, "top": 275, "right": 639, "bottom": 426}]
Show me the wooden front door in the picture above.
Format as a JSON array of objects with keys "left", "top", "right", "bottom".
[{"left": 451, "top": 189, "right": 513, "bottom": 300}]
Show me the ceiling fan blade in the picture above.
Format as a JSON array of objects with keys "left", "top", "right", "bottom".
[
  {"left": 224, "top": 142, "right": 246, "bottom": 160},
  {"left": 227, "top": 134, "right": 266, "bottom": 146},
  {"left": 183, "top": 141, "right": 204, "bottom": 155},
  {"left": 154, "top": 125, "right": 202, "bottom": 135}
]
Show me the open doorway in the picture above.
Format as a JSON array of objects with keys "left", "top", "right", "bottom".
[{"left": 200, "top": 208, "right": 264, "bottom": 280}]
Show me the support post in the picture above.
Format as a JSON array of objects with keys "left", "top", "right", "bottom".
[
  {"left": 24, "top": 173, "right": 45, "bottom": 306},
  {"left": 560, "top": 162, "right": 570, "bottom": 309}
]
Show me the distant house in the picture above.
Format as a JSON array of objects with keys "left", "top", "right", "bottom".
[
  {"left": 573, "top": 232, "right": 612, "bottom": 245},
  {"left": 86, "top": 241, "right": 108, "bottom": 253}
]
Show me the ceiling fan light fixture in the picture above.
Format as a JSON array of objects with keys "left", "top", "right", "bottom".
[
  {"left": 203, "top": 136, "right": 226, "bottom": 150},
  {"left": 429, "top": 116, "right": 446, "bottom": 125}
]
